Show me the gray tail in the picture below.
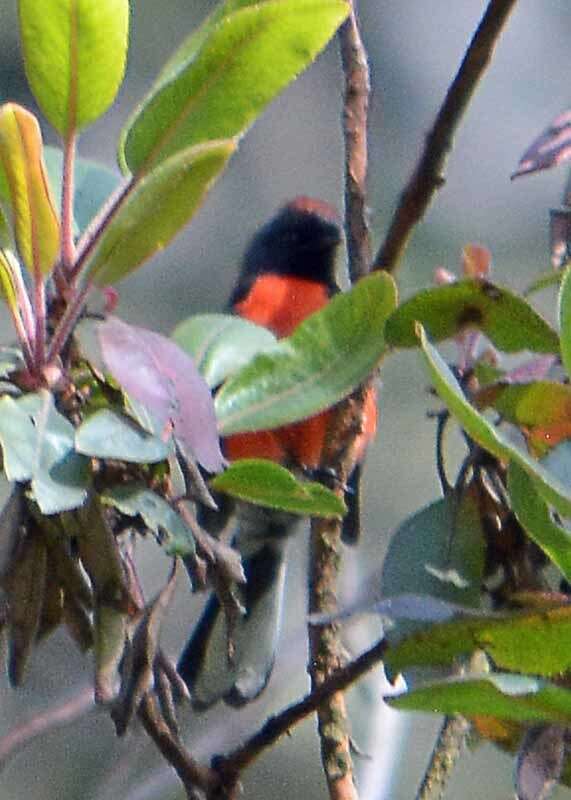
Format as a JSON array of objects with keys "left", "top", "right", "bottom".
[{"left": 178, "top": 539, "right": 289, "bottom": 708}]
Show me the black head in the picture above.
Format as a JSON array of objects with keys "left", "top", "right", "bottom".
[{"left": 231, "top": 197, "right": 342, "bottom": 304}]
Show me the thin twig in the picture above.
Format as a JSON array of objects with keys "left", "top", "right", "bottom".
[
  {"left": 0, "top": 686, "right": 95, "bottom": 769},
  {"left": 339, "top": 3, "right": 372, "bottom": 281},
  {"left": 373, "top": 0, "right": 518, "bottom": 273},
  {"left": 216, "top": 637, "right": 387, "bottom": 790},
  {"left": 433, "top": 410, "right": 453, "bottom": 495},
  {"left": 138, "top": 693, "right": 218, "bottom": 800}
]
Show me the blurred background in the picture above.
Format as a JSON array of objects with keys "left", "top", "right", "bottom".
[{"left": 1, "top": 1, "right": 571, "bottom": 798}]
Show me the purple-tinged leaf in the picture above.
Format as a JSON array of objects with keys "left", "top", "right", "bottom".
[
  {"left": 98, "top": 317, "right": 223, "bottom": 473},
  {"left": 515, "top": 725, "right": 568, "bottom": 800},
  {"left": 503, "top": 356, "right": 558, "bottom": 385},
  {"left": 513, "top": 111, "right": 571, "bottom": 179}
]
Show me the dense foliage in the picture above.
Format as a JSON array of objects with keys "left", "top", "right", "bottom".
[{"left": 2, "top": 2, "right": 571, "bottom": 799}]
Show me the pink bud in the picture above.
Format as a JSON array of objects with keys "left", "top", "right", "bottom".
[
  {"left": 434, "top": 266, "right": 456, "bottom": 285},
  {"left": 102, "top": 286, "right": 119, "bottom": 313}
]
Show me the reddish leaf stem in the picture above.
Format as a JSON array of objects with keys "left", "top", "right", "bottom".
[
  {"left": 61, "top": 130, "right": 77, "bottom": 273},
  {"left": 71, "top": 177, "right": 133, "bottom": 284},
  {"left": 46, "top": 281, "right": 91, "bottom": 364},
  {"left": 33, "top": 274, "right": 46, "bottom": 368},
  {"left": 11, "top": 257, "right": 35, "bottom": 345},
  {"left": 7, "top": 254, "right": 36, "bottom": 369}
]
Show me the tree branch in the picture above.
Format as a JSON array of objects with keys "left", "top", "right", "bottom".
[
  {"left": 0, "top": 686, "right": 94, "bottom": 769},
  {"left": 373, "top": 0, "right": 518, "bottom": 273},
  {"left": 415, "top": 715, "right": 471, "bottom": 800},
  {"left": 214, "top": 637, "right": 387, "bottom": 794},
  {"left": 339, "top": 3, "right": 372, "bottom": 282},
  {"left": 308, "top": 515, "right": 358, "bottom": 800},
  {"left": 138, "top": 694, "right": 218, "bottom": 800},
  {"left": 305, "top": 387, "right": 374, "bottom": 800},
  {"left": 290, "top": 6, "right": 373, "bottom": 796}
]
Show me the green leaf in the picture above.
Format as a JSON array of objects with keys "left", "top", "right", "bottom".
[
  {"left": 385, "top": 605, "right": 571, "bottom": 678},
  {"left": 2, "top": 529, "right": 47, "bottom": 685},
  {"left": 81, "top": 140, "right": 235, "bottom": 287},
  {"left": 0, "top": 249, "right": 20, "bottom": 314},
  {"left": 72, "top": 495, "right": 130, "bottom": 701},
  {"left": 558, "top": 265, "right": 571, "bottom": 378},
  {"left": 44, "top": 146, "right": 120, "bottom": 234},
  {"left": 101, "top": 483, "right": 195, "bottom": 557},
  {"left": 0, "top": 391, "right": 89, "bottom": 513},
  {"left": 0, "top": 206, "right": 11, "bottom": 249},
  {"left": 18, "top": 0, "right": 129, "bottom": 135},
  {"left": 382, "top": 491, "right": 485, "bottom": 633},
  {"left": 0, "top": 484, "right": 24, "bottom": 577},
  {"left": 0, "top": 347, "right": 24, "bottom": 379},
  {"left": 148, "top": 0, "right": 255, "bottom": 93},
  {"left": 172, "top": 313, "right": 277, "bottom": 388},
  {"left": 508, "top": 461, "right": 571, "bottom": 582},
  {"left": 386, "top": 279, "right": 559, "bottom": 354},
  {"left": 216, "top": 272, "right": 396, "bottom": 434},
  {"left": 389, "top": 674, "right": 571, "bottom": 725},
  {"left": 477, "top": 381, "right": 571, "bottom": 431},
  {"left": 524, "top": 268, "right": 563, "bottom": 298},
  {"left": 211, "top": 459, "right": 346, "bottom": 517},
  {"left": 417, "top": 325, "right": 571, "bottom": 518},
  {"left": 27, "top": 392, "right": 90, "bottom": 514},
  {"left": 119, "top": 0, "right": 349, "bottom": 174},
  {"left": 0, "top": 394, "right": 38, "bottom": 481},
  {"left": 0, "top": 104, "right": 60, "bottom": 275},
  {"left": 93, "top": 602, "right": 126, "bottom": 704},
  {"left": 75, "top": 409, "right": 171, "bottom": 464}
]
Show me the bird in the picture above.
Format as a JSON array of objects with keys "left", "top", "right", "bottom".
[{"left": 177, "top": 196, "right": 377, "bottom": 708}]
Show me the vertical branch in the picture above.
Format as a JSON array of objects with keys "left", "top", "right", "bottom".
[
  {"left": 415, "top": 715, "right": 471, "bottom": 800},
  {"left": 308, "top": 514, "right": 358, "bottom": 800},
  {"left": 373, "top": 0, "right": 518, "bottom": 273},
  {"left": 339, "top": 4, "right": 372, "bottom": 282},
  {"left": 308, "top": 391, "right": 372, "bottom": 800},
  {"left": 304, "top": 7, "right": 373, "bottom": 798}
]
